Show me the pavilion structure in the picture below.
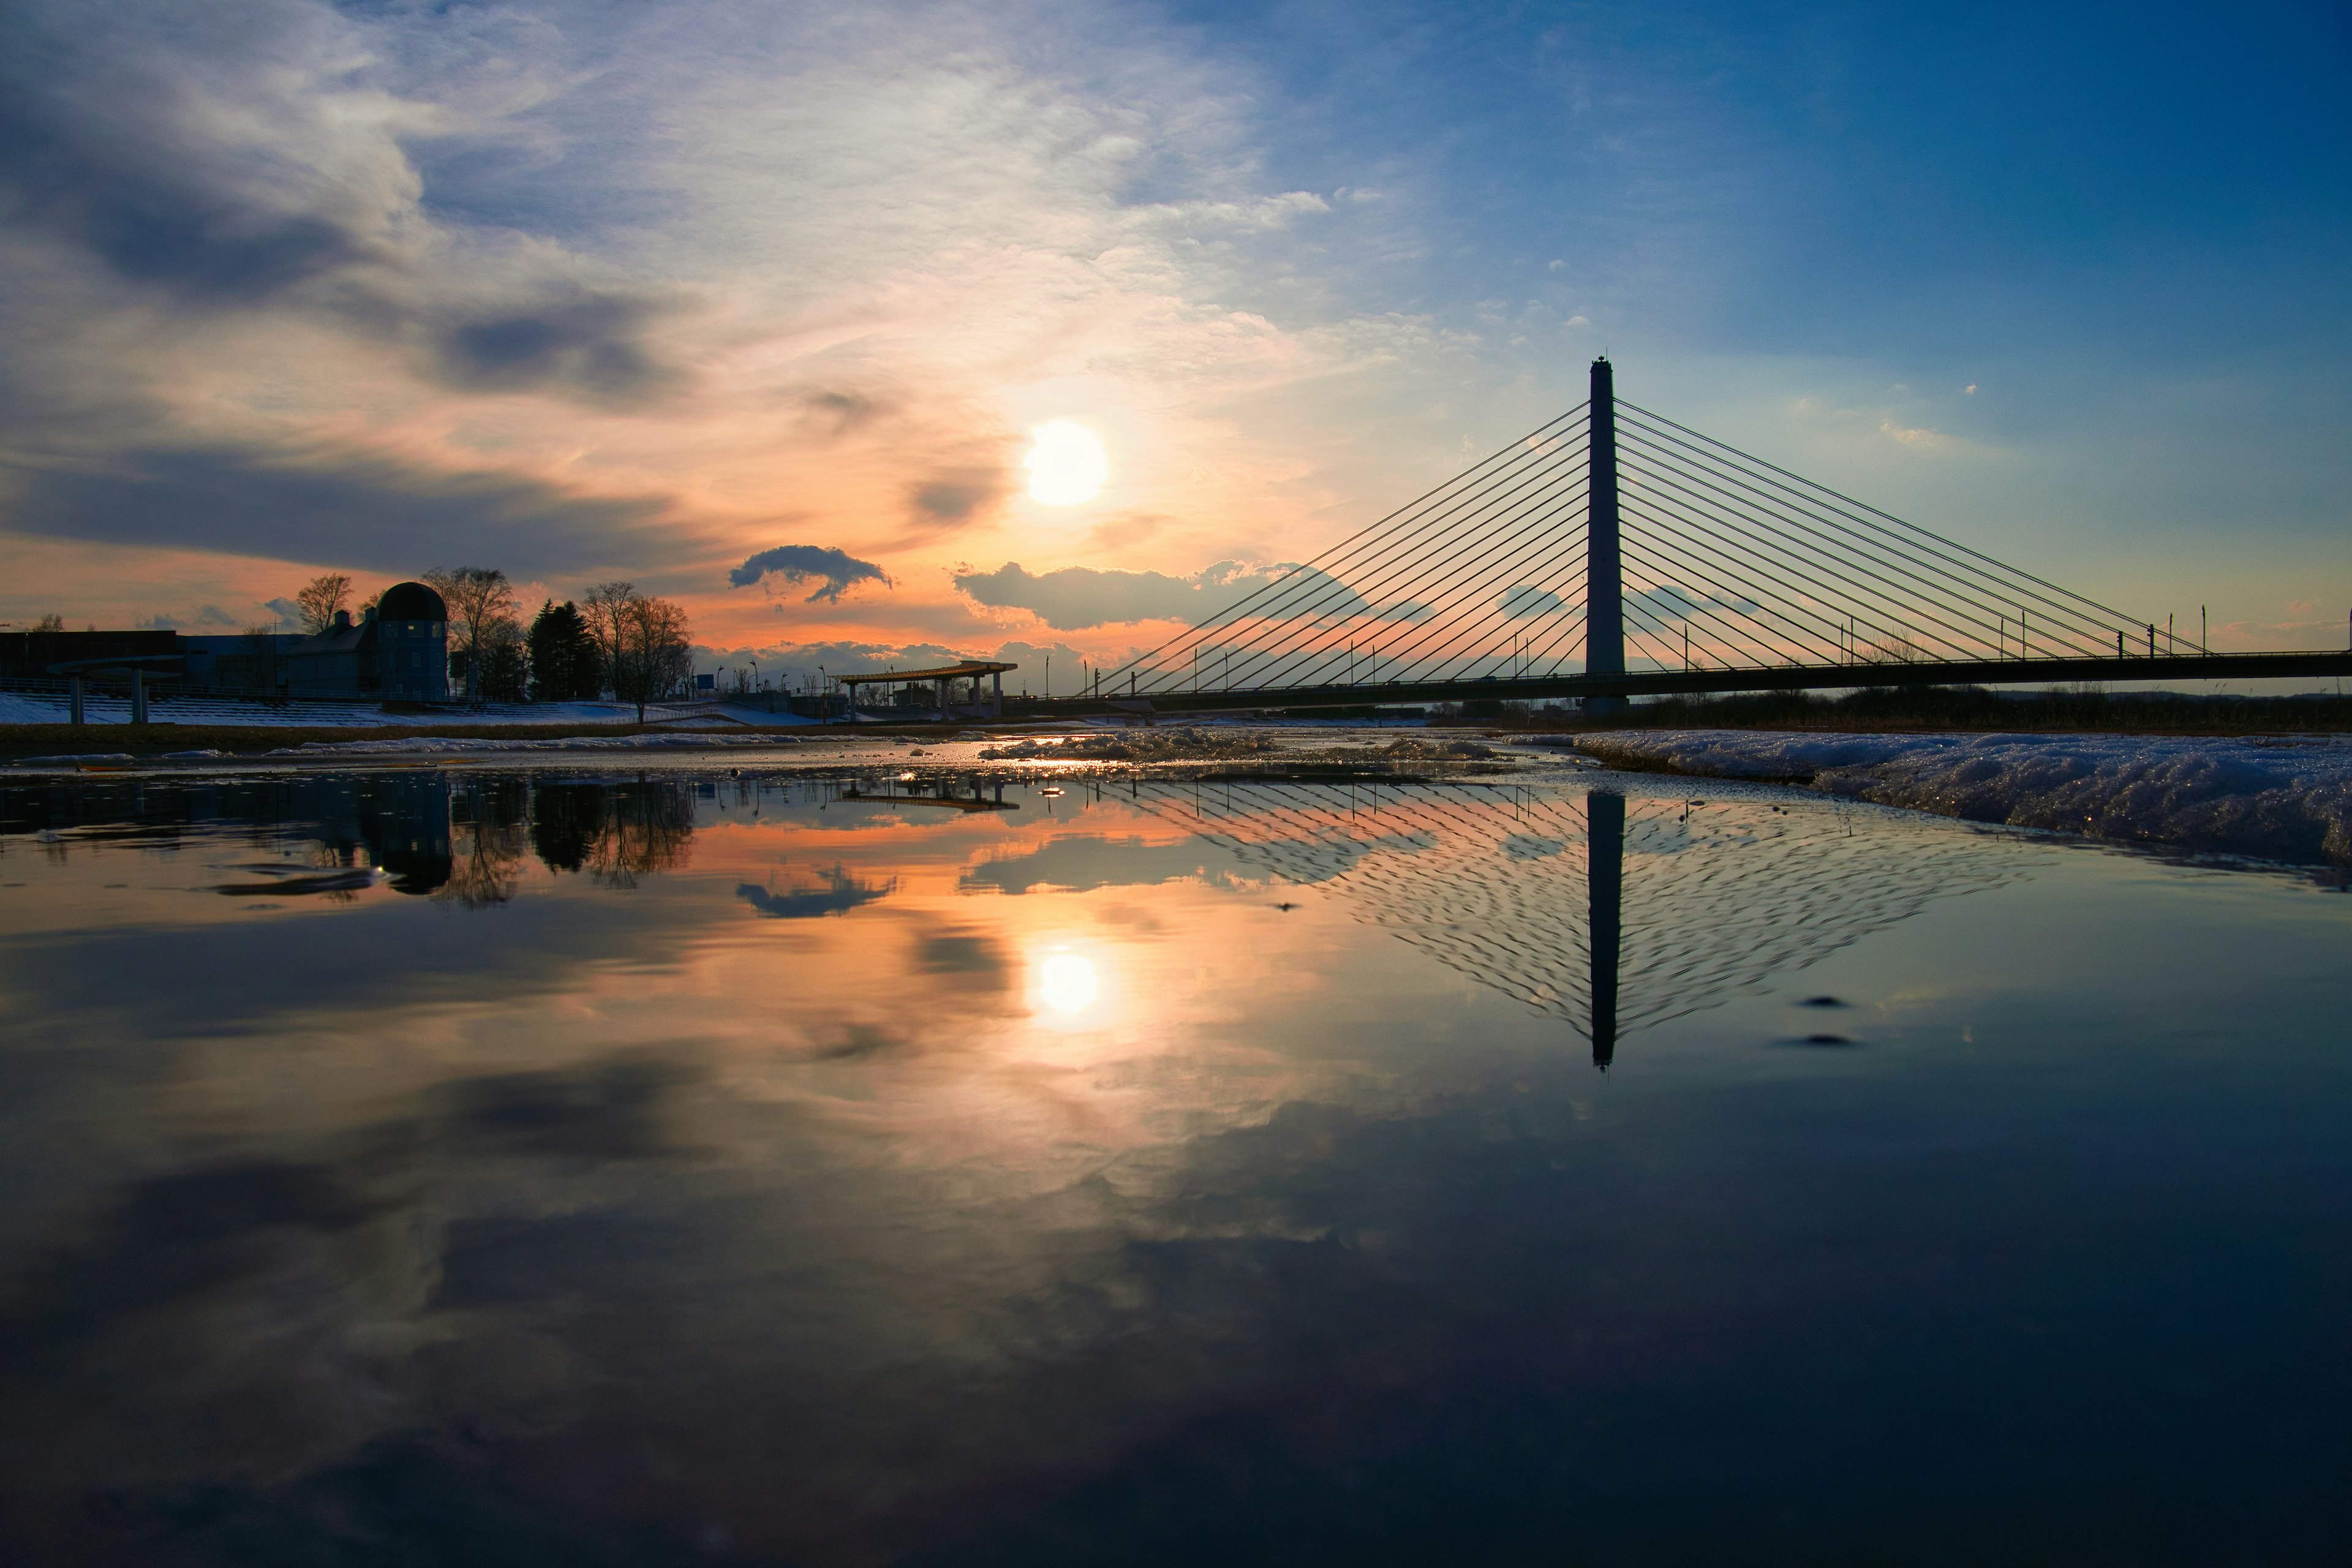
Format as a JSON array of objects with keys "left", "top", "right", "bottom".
[{"left": 837, "top": 660, "right": 1015, "bottom": 722}]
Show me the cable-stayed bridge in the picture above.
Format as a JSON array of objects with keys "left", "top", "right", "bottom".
[{"left": 1019, "top": 359, "right": 2348, "bottom": 716}]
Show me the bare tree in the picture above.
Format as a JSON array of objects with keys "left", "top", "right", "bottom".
[
  {"left": 613, "top": 595, "right": 693, "bottom": 722},
  {"left": 581, "top": 581, "right": 636, "bottom": 698},
  {"left": 293, "top": 573, "right": 354, "bottom": 633},
  {"left": 33, "top": 612, "right": 64, "bottom": 633},
  {"left": 426, "top": 567, "right": 518, "bottom": 701}
]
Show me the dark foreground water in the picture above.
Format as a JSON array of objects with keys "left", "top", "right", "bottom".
[{"left": 2, "top": 764, "right": 2349, "bottom": 1566}]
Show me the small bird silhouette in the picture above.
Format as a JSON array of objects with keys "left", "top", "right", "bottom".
[{"left": 1275, "top": 902, "right": 1299, "bottom": 911}]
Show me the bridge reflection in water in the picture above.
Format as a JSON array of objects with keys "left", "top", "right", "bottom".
[{"left": 1132, "top": 778, "right": 2028, "bottom": 1066}]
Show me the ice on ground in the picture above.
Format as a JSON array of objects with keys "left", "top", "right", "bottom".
[
  {"left": 978, "top": 729, "right": 1289, "bottom": 762},
  {"left": 1576, "top": 729, "right": 2352, "bottom": 866},
  {"left": 974, "top": 729, "right": 1502, "bottom": 764}
]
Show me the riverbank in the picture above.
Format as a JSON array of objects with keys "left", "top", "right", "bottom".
[{"left": 1575, "top": 729, "right": 2352, "bottom": 869}]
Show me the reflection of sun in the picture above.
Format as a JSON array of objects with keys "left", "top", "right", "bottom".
[
  {"left": 1025, "top": 420, "right": 1107, "bottom": 505},
  {"left": 1038, "top": 952, "right": 1099, "bottom": 1014}
]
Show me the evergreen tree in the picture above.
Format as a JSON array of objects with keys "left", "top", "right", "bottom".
[{"left": 527, "top": 600, "right": 601, "bottom": 701}]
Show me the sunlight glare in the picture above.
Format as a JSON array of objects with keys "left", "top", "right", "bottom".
[
  {"left": 1025, "top": 420, "right": 1108, "bottom": 505},
  {"left": 1038, "top": 952, "right": 1099, "bottom": 1015}
]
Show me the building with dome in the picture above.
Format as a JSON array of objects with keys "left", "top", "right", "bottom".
[{"left": 283, "top": 580, "right": 449, "bottom": 701}]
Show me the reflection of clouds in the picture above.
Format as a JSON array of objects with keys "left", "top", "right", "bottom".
[
  {"left": 960, "top": 833, "right": 1238, "bottom": 895},
  {"left": 1133, "top": 779, "right": 2032, "bottom": 1045},
  {"left": 0, "top": 769, "right": 2059, "bottom": 1564},
  {"left": 736, "top": 866, "right": 894, "bottom": 919}
]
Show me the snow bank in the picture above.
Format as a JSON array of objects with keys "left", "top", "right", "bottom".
[
  {"left": 973, "top": 729, "right": 1502, "bottom": 764},
  {"left": 1577, "top": 729, "right": 2352, "bottom": 867}
]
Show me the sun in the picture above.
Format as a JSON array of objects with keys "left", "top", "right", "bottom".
[{"left": 1025, "top": 420, "right": 1107, "bottom": 505}]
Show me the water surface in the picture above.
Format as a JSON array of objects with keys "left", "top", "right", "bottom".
[{"left": 3, "top": 765, "right": 2348, "bottom": 1564}]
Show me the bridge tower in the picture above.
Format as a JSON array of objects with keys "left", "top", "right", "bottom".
[
  {"left": 1585, "top": 357, "right": 1627, "bottom": 715},
  {"left": 1587, "top": 789, "right": 1623, "bottom": 1069}
]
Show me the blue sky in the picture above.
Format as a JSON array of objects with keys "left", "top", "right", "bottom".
[{"left": 1, "top": 0, "right": 2344, "bottom": 671}]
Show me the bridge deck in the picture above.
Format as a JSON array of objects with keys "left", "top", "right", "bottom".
[{"left": 1006, "top": 650, "right": 2352, "bottom": 718}]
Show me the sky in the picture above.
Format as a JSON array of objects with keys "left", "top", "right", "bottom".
[{"left": 2, "top": 0, "right": 2346, "bottom": 687}]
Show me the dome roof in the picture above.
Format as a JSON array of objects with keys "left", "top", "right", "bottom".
[{"left": 375, "top": 581, "right": 446, "bottom": 622}]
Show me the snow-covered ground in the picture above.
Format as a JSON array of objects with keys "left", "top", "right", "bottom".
[
  {"left": 1575, "top": 729, "right": 2352, "bottom": 867},
  {"left": 0, "top": 692, "right": 816, "bottom": 728}
]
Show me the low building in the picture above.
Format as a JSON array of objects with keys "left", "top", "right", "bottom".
[
  {"left": 0, "top": 629, "right": 179, "bottom": 680},
  {"left": 282, "top": 582, "right": 450, "bottom": 701},
  {"left": 180, "top": 633, "right": 306, "bottom": 694}
]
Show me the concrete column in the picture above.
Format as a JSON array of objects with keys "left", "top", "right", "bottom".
[
  {"left": 1584, "top": 357, "right": 1627, "bottom": 717},
  {"left": 70, "top": 676, "right": 85, "bottom": 725},
  {"left": 992, "top": 671, "right": 1003, "bottom": 718},
  {"left": 131, "top": 669, "right": 149, "bottom": 725}
]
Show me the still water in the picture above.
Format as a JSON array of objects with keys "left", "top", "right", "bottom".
[{"left": 2, "top": 763, "right": 2348, "bottom": 1564}]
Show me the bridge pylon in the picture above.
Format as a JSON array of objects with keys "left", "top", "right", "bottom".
[{"left": 1585, "top": 357, "right": 1627, "bottom": 715}]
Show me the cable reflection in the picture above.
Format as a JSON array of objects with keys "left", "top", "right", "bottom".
[{"left": 1131, "top": 778, "right": 2027, "bottom": 1065}]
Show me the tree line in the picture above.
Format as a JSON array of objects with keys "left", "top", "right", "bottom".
[{"left": 288, "top": 570, "right": 694, "bottom": 717}]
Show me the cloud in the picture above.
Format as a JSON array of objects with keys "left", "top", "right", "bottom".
[
  {"left": 954, "top": 560, "right": 1368, "bottom": 631},
  {"left": 1877, "top": 418, "right": 1950, "bottom": 447},
  {"left": 431, "top": 294, "right": 677, "bottom": 405},
  {"left": 263, "top": 597, "right": 303, "bottom": 628},
  {"left": 907, "top": 469, "right": 1008, "bottom": 529},
  {"left": 0, "top": 3, "right": 385, "bottom": 306},
  {"left": 1624, "top": 583, "right": 1758, "bottom": 625},
  {"left": 131, "top": 603, "right": 241, "bottom": 631},
  {"left": 728, "top": 545, "right": 893, "bottom": 603},
  {"left": 807, "top": 391, "right": 884, "bottom": 435},
  {"left": 1126, "top": 191, "right": 1330, "bottom": 232},
  {"left": 0, "top": 440, "right": 673, "bottom": 578},
  {"left": 0, "top": 1, "right": 682, "bottom": 407},
  {"left": 1499, "top": 584, "right": 1563, "bottom": 619}
]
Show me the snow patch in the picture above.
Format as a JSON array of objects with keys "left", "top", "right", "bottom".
[{"left": 1576, "top": 730, "right": 2352, "bottom": 867}]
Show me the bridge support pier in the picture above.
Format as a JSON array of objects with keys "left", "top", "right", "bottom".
[{"left": 1584, "top": 357, "right": 1627, "bottom": 717}]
